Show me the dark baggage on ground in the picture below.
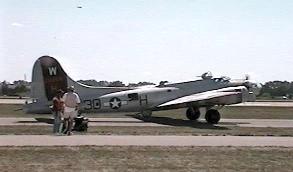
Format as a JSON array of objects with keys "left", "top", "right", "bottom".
[{"left": 73, "top": 115, "right": 89, "bottom": 132}]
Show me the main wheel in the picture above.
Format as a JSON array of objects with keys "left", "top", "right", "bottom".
[
  {"left": 205, "top": 109, "right": 221, "bottom": 124},
  {"left": 186, "top": 107, "right": 200, "bottom": 120}
]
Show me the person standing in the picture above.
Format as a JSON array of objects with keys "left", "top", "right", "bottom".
[
  {"left": 52, "top": 89, "right": 64, "bottom": 135},
  {"left": 62, "top": 86, "right": 81, "bottom": 135}
]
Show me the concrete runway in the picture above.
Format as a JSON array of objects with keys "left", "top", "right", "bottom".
[
  {"left": 1, "top": 117, "right": 293, "bottom": 128},
  {"left": 0, "top": 98, "right": 28, "bottom": 104},
  {"left": 231, "top": 101, "right": 293, "bottom": 107},
  {"left": 1, "top": 135, "right": 293, "bottom": 147}
]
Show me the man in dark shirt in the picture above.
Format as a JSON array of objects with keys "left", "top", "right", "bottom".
[{"left": 52, "top": 89, "right": 64, "bottom": 134}]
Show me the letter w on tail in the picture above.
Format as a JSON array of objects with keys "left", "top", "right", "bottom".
[{"left": 48, "top": 67, "right": 57, "bottom": 76}]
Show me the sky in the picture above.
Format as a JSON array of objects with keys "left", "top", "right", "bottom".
[{"left": 1, "top": 0, "right": 293, "bottom": 84}]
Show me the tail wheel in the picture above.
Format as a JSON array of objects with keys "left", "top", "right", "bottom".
[
  {"left": 205, "top": 109, "right": 221, "bottom": 124},
  {"left": 186, "top": 107, "right": 200, "bottom": 120}
]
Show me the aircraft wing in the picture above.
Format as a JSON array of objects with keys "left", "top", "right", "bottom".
[{"left": 156, "top": 88, "right": 244, "bottom": 110}]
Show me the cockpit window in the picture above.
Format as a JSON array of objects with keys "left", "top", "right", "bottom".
[
  {"left": 213, "top": 77, "right": 230, "bottom": 83},
  {"left": 128, "top": 93, "right": 139, "bottom": 101}
]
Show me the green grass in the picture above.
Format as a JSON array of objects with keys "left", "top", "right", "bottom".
[
  {"left": 0, "top": 104, "right": 27, "bottom": 117},
  {"left": 0, "top": 146, "right": 293, "bottom": 172},
  {"left": 0, "top": 104, "right": 50, "bottom": 118},
  {"left": 220, "top": 106, "right": 293, "bottom": 119},
  {"left": 1, "top": 125, "right": 293, "bottom": 136},
  {"left": 0, "top": 104, "right": 133, "bottom": 118},
  {"left": 88, "top": 126, "right": 293, "bottom": 136}
]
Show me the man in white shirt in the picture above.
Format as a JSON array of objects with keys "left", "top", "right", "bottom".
[{"left": 62, "top": 86, "right": 80, "bottom": 135}]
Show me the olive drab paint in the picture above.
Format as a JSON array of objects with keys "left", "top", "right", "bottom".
[{"left": 39, "top": 56, "right": 68, "bottom": 101}]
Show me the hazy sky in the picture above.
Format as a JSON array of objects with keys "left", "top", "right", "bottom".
[{"left": 1, "top": 0, "right": 293, "bottom": 84}]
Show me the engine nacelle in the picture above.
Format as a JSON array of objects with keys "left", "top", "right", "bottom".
[{"left": 214, "top": 93, "right": 243, "bottom": 105}]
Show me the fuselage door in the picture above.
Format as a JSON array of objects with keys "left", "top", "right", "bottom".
[{"left": 139, "top": 94, "right": 148, "bottom": 107}]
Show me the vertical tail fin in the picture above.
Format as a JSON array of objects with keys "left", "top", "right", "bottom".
[
  {"left": 27, "top": 55, "right": 131, "bottom": 113},
  {"left": 31, "top": 56, "right": 68, "bottom": 101}
]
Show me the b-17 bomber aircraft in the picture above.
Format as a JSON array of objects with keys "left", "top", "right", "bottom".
[{"left": 24, "top": 56, "right": 261, "bottom": 124}]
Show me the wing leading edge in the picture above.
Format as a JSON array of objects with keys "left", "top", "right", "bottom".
[{"left": 156, "top": 86, "right": 246, "bottom": 110}]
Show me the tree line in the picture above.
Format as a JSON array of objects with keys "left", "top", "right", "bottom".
[
  {"left": 259, "top": 81, "right": 293, "bottom": 99},
  {"left": 0, "top": 80, "right": 155, "bottom": 96},
  {"left": 1, "top": 80, "right": 293, "bottom": 99},
  {"left": 0, "top": 81, "right": 30, "bottom": 96},
  {"left": 77, "top": 80, "right": 155, "bottom": 87}
]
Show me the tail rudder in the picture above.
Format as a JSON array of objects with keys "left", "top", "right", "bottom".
[
  {"left": 31, "top": 55, "right": 131, "bottom": 103},
  {"left": 31, "top": 55, "right": 68, "bottom": 101},
  {"left": 27, "top": 55, "right": 133, "bottom": 113}
]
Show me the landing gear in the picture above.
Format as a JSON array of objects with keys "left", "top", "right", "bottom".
[
  {"left": 205, "top": 109, "right": 221, "bottom": 124},
  {"left": 186, "top": 107, "right": 200, "bottom": 120}
]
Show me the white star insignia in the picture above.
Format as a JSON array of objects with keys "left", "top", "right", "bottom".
[
  {"left": 110, "top": 97, "right": 122, "bottom": 109},
  {"left": 103, "top": 98, "right": 128, "bottom": 108},
  {"left": 110, "top": 98, "right": 121, "bottom": 109}
]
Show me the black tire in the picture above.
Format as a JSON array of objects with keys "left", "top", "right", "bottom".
[
  {"left": 186, "top": 107, "right": 200, "bottom": 120},
  {"left": 205, "top": 109, "right": 221, "bottom": 124}
]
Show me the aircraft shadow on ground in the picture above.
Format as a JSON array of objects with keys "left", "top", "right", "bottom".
[
  {"left": 89, "top": 120, "right": 144, "bottom": 123},
  {"left": 17, "top": 118, "right": 54, "bottom": 124},
  {"left": 17, "top": 116, "right": 243, "bottom": 131},
  {"left": 127, "top": 114, "right": 235, "bottom": 130}
]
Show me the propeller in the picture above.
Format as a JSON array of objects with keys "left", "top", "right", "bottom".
[
  {"left": 244, "top": 74, "right": 250, "bottom": 81},
  {"left": 242, "top": 74, "right": 262, "bottom": 96}
]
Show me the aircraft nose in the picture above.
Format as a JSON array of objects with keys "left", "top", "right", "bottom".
[{"left": 244, "top": 81, "right": 262, "bottom": 96}]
